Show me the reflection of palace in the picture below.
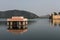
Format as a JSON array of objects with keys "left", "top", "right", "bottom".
[
  {"left": 51, "top": 19, "right": 60, "bottom": 26},
  {"left": 8, "top": 25, "right": 28, "bottom": 34},
  {"left": 7, "top": 24, "right": 28, "bottom": 34},
  {"left": 7, "top": 29, "right": 28, "bottom": 34}
]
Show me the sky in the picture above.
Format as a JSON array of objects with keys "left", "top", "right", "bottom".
[{"left": 0, "top": 0, "right": 60, "bottom": 16}]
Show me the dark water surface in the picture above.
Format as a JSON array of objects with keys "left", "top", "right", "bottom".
[{"left": 0, "top": 19, "right": 60, "bottom": 40}]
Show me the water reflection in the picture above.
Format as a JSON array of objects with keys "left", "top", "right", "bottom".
[
  {"left": 50, "top": 19, "right": 60, "bottom": 26},
  {"left": 7, "top": 25, "right": 28, "bottom": 34},
  {"left": 28, "top": 21, "right": 37, "bottom": 25},
  {"left": 7, "top": 29, "right": 28, "bottom": 34}
]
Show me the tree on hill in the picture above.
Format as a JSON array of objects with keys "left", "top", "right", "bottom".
[
  {"left": 58, "top": 12, "right": 60, "bottom": 15},
  {"left": 53, "top": 12, "right": 57, "bottom": 15}
]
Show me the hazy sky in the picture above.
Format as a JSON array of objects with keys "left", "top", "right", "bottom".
[{"left": 0, "top": 0, "right": 60, "bottom": 16}]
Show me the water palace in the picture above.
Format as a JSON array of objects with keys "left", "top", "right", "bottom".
[{"left": 7, "top": 16, "right": 28, "bottom": 29}]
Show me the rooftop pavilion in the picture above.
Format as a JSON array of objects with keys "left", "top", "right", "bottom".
[{"left": 7, "top": 16, "right": 28, "bottom": 21}]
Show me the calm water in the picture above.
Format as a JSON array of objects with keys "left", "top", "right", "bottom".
[{"left": 0, "top": 19, "right": 60, "bottom": 40}]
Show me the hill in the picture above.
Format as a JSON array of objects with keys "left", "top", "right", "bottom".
[{"left": 0, "top": 10, "right": 39, "bottom": 19}]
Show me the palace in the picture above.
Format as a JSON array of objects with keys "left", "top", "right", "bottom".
[
  {"left": 52, "top": 15, "right": 60, "bottom": 20},
  {"left": 7, "top": 16, "right": 28, "bottom": 29}
]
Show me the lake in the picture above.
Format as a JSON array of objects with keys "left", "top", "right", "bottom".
[{"left": 0, "top": 19, "right": 60, "bottom": 40}]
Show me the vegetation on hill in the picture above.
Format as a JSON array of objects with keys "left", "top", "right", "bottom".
[{"left": 0, "top": 10, "right": 39, "bottom": 19}]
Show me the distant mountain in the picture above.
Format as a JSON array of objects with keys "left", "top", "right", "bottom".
[
  {"left": 0, "top": 10, "right": 39, "bottom": 19},
  {"left": 39, "top": 15, "right": 50, "bottom": 19}
]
